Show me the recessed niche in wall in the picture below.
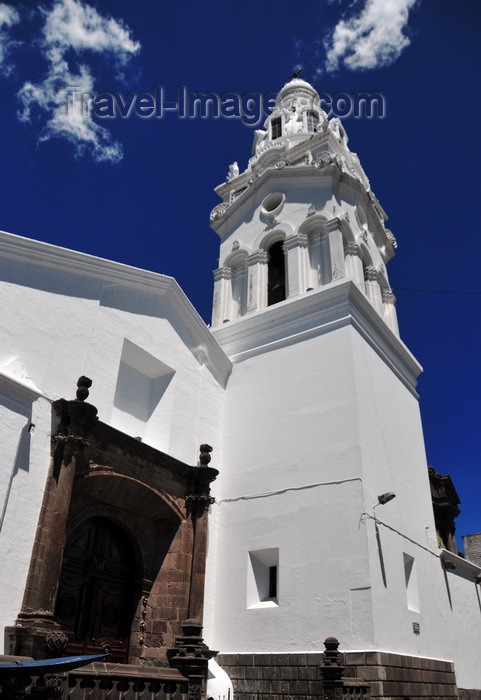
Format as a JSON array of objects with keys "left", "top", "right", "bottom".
[
  {"left": 112, "top": 339, "right": 175, "bottom": 444},
  {"left": 403, "top": 553, "right": 420, "bottom": 613},
  {"left": 247, "top": 548, "right": 279, "bottom": 608}
]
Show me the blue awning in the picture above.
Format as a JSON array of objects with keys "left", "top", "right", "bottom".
[{"left": 0, "top": 654, "right": 108, "bottom": 674}]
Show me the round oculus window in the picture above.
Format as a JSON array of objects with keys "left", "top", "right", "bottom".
[{"left": 261, "top": 192, "right": 285, "bottom": 218}]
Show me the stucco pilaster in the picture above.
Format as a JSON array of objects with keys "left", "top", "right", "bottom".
[
  {"left": 246, "top": 249, "right": 268, "bottom": 313},
  {"left": 364, "top": 266, "right": 383, "bottom": 312},
  {"left": 212, "top": 267, "right": 232, "bottom": 326},
  {"left": 284, "top": 233, "right": 309, "bottom": 297},
  {"left": 345, "top": 242, "right": 364, "bottom": 286},
  {"left": 382, "top": 287, "right": 399, "bottom": 336},
  {"left": 325, "top": 218, "right": 346, "bottom": 282}
]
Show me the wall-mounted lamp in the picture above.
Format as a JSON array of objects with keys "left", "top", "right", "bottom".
[{"left": 377, "top": 492, "right": 396, "bottom": 506}]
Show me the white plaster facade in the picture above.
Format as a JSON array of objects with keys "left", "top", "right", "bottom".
[
  {"left": 0, "top": 78, "right": 480, "bottom": 692},
  {"left": 0, "top": 231, "right": 229, "bottom": 643},
  {"left": 205, "top": 79, "right": 481, "bottom": 691}
]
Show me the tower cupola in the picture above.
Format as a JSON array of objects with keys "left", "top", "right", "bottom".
[{"left": 259, "top": 78, "right": 328, "bottom": 153}]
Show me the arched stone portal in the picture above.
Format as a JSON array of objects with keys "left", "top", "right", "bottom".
[{"left": 6, "top": 378, "right": 218, "bottom": 700}]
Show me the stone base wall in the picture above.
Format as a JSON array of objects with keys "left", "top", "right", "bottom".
[
  {"left": 217, "top": 650, "right": 459, "bottom": 700},
  {"left": 458, "top": 692, "right": 481, "bottom": 700},
  {"left": 343, "top": 651, "right": 457, "bottom": 699}
]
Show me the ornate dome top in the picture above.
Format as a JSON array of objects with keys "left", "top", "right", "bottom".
[{"left": 275, "top": 78, "right": 320, "bottom": 110}]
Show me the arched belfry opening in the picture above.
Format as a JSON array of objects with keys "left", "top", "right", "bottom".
[
  {"left": 55, "top": 517, "right": 137, "bottom": 663},
  {"left": 267, "top": 240, "right": 286, "bottom": 306}
]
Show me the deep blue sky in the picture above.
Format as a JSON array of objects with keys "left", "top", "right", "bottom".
[{"left": 0, "top": 0, "right": 480, "bottom": 541}]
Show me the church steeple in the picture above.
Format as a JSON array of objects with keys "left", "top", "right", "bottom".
[{"left": 210, "top": 78, "right": 398, "bottom": 336}]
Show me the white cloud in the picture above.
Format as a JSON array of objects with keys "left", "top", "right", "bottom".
[
  {"left": 324, "top": 0, "right": 419, "bottom": 73},
  {"left": 0, "top": 3, "right": 20, "bottom": 73},
  {"left": 18, "top": 0, "right": 140, "bottom": 163},
  {"left": 43, "top": 0, "right": 139, "bottom": 64},
  {"left": 18, "top": 62, "right": 123, "bottom": 163}
]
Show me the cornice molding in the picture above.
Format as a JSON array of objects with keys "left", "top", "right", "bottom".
[
  {"left": 0, "top": 371, "right": 45, "bottom": 402},
  {"left": 212, "top": 279, "right": 422, "bottom": 397}
]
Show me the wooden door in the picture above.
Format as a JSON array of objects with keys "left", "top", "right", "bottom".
[{"left": 55, "top": 517, "right": 135, "bottom": 663}]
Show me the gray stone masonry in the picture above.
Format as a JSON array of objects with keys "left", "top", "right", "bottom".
[{"left": 217, "top": 650, "right": 461, "bottom": 700}]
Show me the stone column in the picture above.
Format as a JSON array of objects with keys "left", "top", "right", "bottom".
[
  {"left": 6, "top": 377, "right": 98, "bottom": 659},
  {"left": 246, "top": 250, "right": 268, "bottom": 313},
  {"left": 168, "top": 445, "right": 218, "bottom": 700},
  {"left": 212, "top": 267, "right": 232, "bottom": 326},
  {"left": 284, "top": 232, "right": 310, "bottom": 297}
]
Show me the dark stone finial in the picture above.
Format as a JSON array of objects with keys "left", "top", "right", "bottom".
[
  {"left": 76, "top": 376, "right": 92, "bottom": 401},
  {"left": 199, "top": 444, "right": 213, "bottom": 467},
  {"left": 324, "top": 636, "right": 340, "bottom": 651},
  {"left": 320, "top": 635, "right": 345, "bottom": 684}
]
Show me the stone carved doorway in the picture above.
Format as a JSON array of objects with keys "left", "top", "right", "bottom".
[{"left": 55, "top": 517, "right": 136, "bottom": 663}]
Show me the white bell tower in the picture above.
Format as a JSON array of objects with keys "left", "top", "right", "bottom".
[
  {"left": 210, "top": 78, "right": 399, "bottom": 336},
  {"left": 203, "top": 79, "right": 474, "bottom": 692}
]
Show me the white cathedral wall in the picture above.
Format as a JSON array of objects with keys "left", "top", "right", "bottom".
[
  {"left": 205, "top": 315, "right": 481, "bottom": 689},
  {"left": 0, "top": 385, "right": 52, "bottom": 652},
  {"left": 205, "top": 324, "right": 373, "bottom": 653},
  {"left": 0, "top": 238, "right": 226, "bottom": 651},
  {"left": 0, "top": 247, "right": 225, "bottom": 463},
  {"left": 349, "top": 331, "right": 481, "bottom": 687}
]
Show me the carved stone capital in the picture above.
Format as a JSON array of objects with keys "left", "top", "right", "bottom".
[
  {"left": 345, "top": 242, "right": 361, "bottom": 258},
  {"left": 324, "top": 217, "right": 342, "bottom": 234},
  {"left": 246, "top": 250, "right": 269, "bottom": 266},
  {"left": 364, "top": 265, "right": 378, "bottom": 282},
  {"left": 284, "top": 233, "right": 309, "bottom": 250},
  {"left": 382, "top": 288, "right": 396, "bottom": 304},
  {"left": 213, "top": 267, "right": 232, "bottom": 281}
]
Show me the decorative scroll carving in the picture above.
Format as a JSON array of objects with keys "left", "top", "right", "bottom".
[
  {"left": 44, "top": 629, "right": 68, "bottom": 655},
  {"left": 386, "top": 228, "right": 398, "bottom": 249},
  {"left": 210, "top": 203, "right": 229, "bottom": 222},
  {"left": 314, "top": 151, "right": 332, "bottom": 168}
]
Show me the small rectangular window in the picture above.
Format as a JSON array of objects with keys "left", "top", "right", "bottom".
[
  {"left": 247, "top": 548, "right": 279, "bottom": 608},
  {"left": 403, "top": 553, "right": 420, "bottom": 613},
  {"left": 271, "top": 117, "right": 282, "bottom": 140},
  {"left": 305, "top": 111, "right": 319, "bottom": 132},
  {"left": 269, "top": 566, "right": 277, "bottom": 598}
]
